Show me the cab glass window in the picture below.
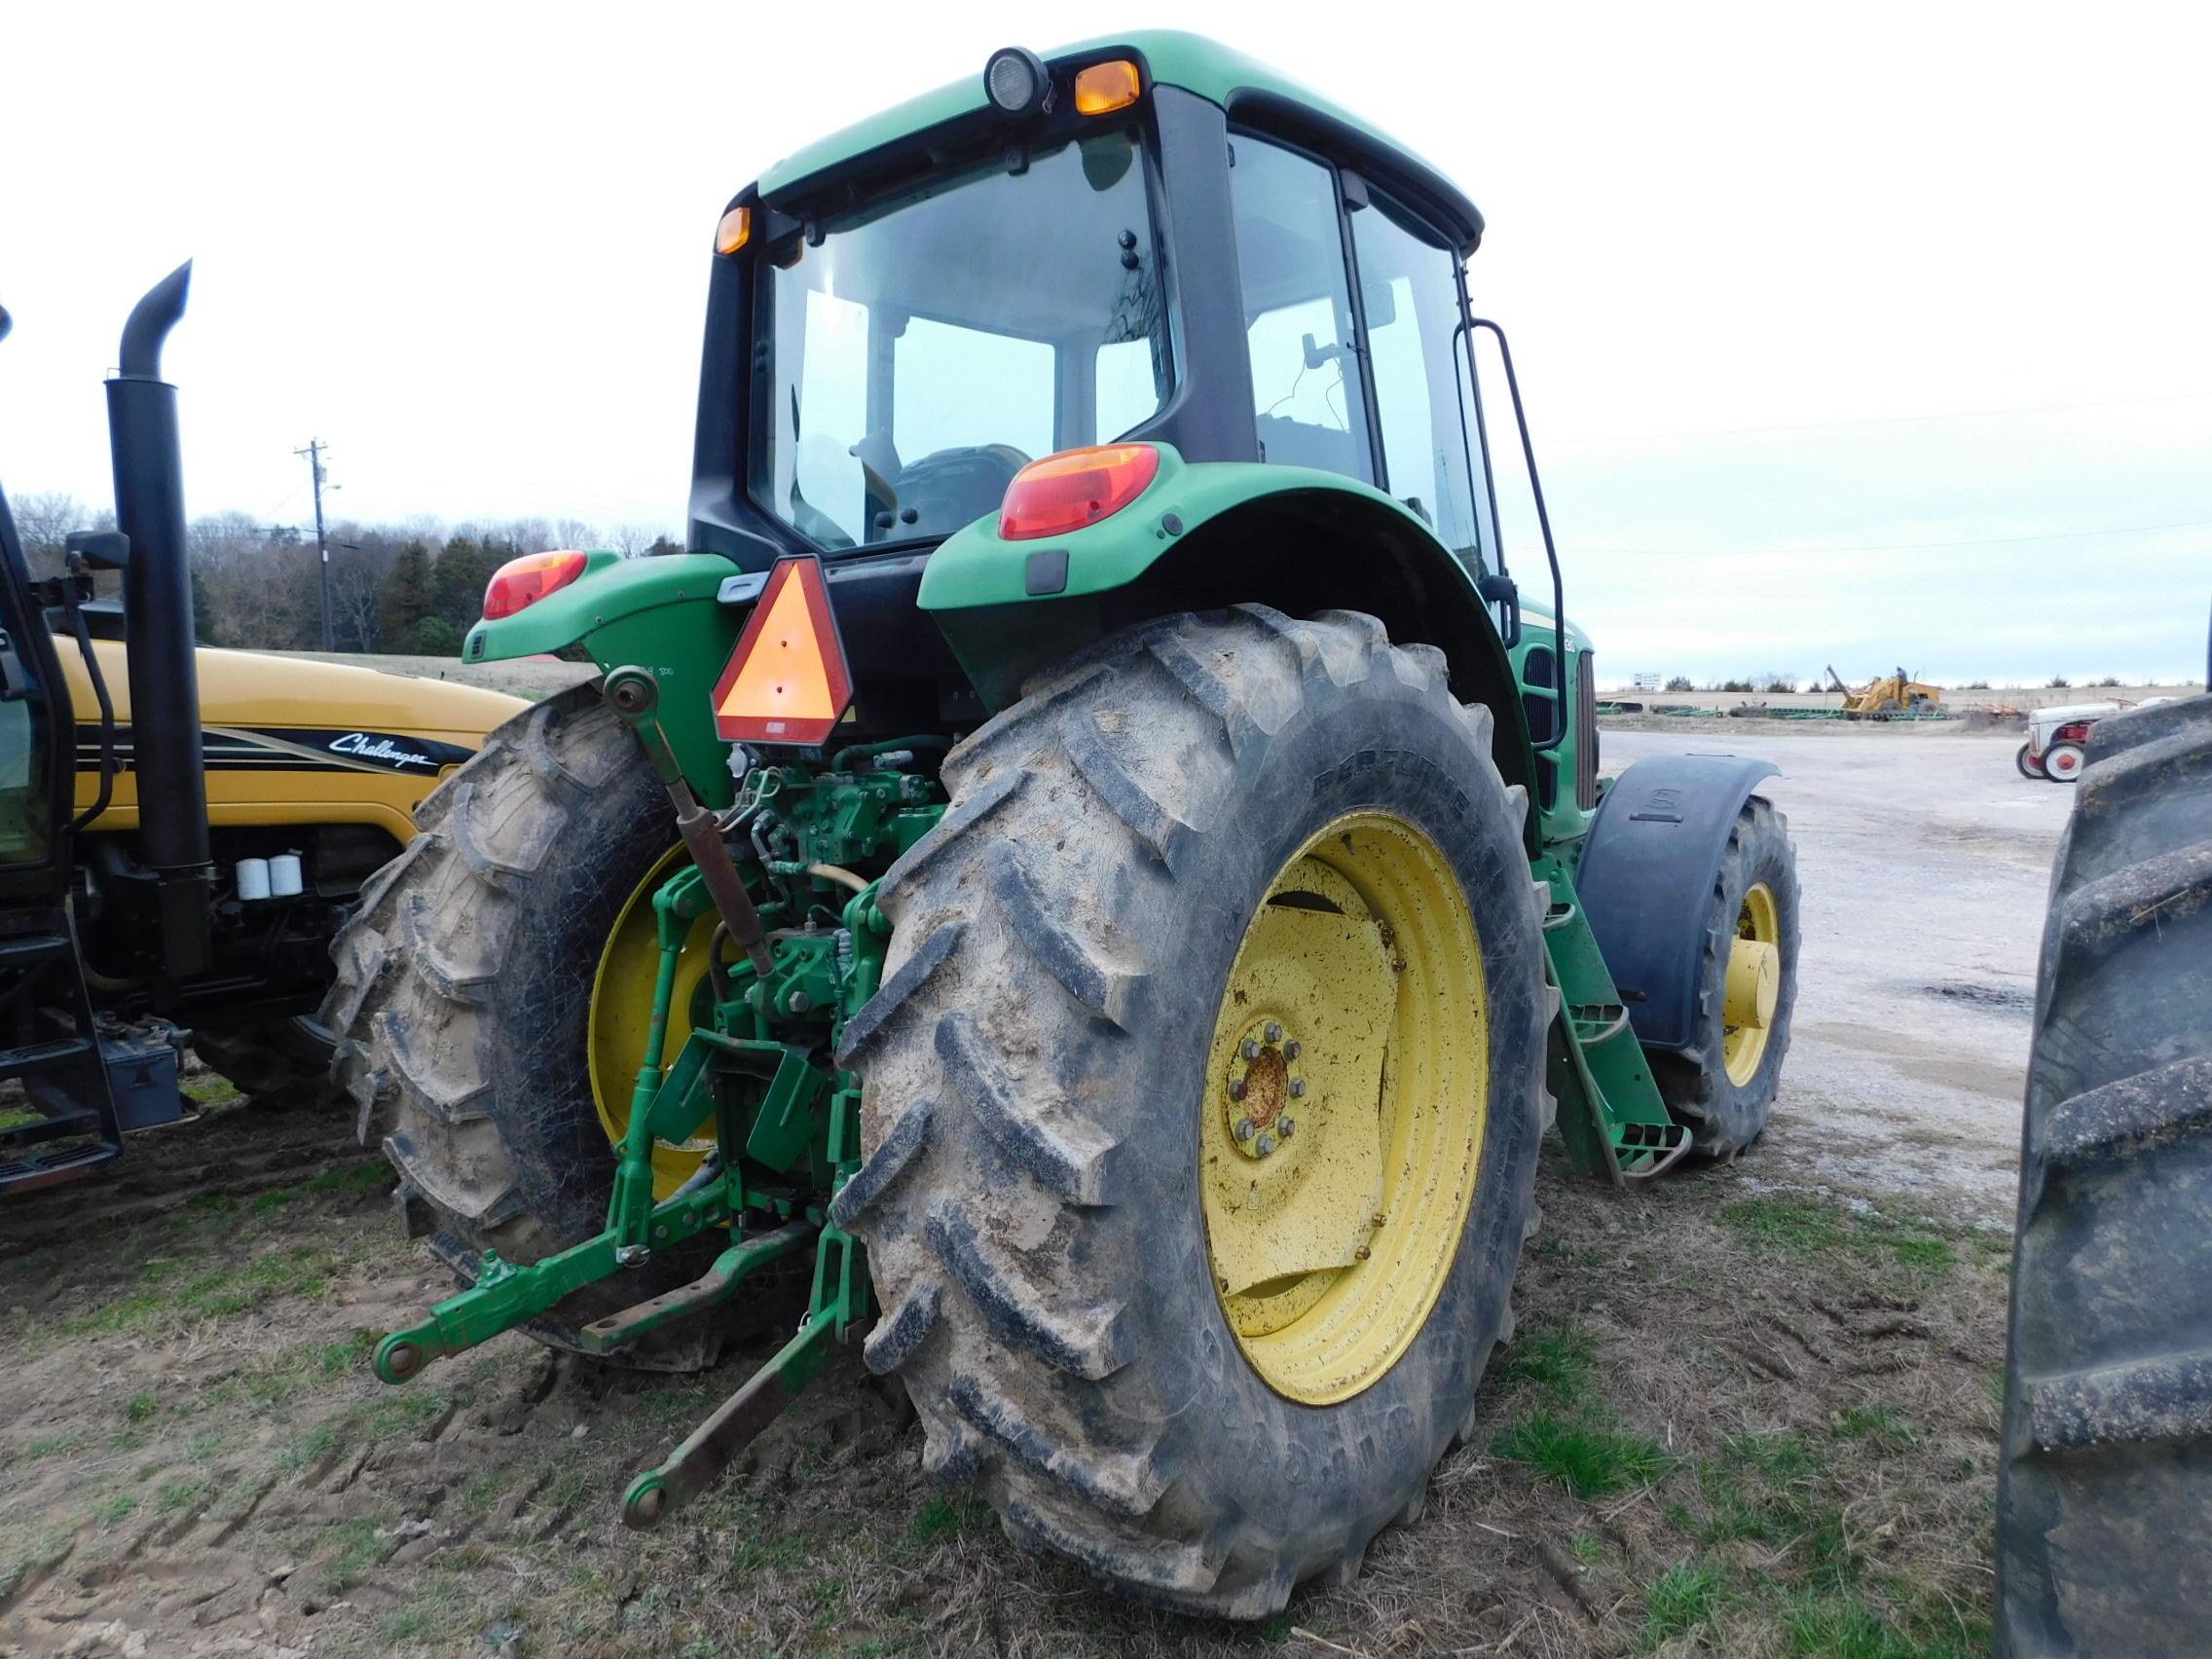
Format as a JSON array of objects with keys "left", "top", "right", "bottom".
[
  {"left": 1229, "top": 137, "right": 1372, "bottom": 483},
  {"left": 754, "top": 127, "right": 1170, "bottom": 550},
  {"left": 1352, "top": 194, "right": 1487, "bottom": 562}
]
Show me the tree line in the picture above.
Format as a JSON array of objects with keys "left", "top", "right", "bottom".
[{"left": 7, "top": 490, "right": 678, "bottom": 656}]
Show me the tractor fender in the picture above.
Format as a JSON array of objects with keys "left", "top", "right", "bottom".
[
  {"left": 919, "top": 443, "right": 1537, "bottom": 817},
  {"left": 1574, "top": 754, "right": 1780, "bottom": 1051},
  {"left": 461, "top": 551, "right": 735, "bottom": 665}
]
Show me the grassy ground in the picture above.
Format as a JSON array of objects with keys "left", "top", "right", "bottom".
[{"left": 0, "top": 1120, "right": 2003, "bottom": 1658}]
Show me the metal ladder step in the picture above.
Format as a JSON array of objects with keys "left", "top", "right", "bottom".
[
  {"left": 0, "top": 1134, "right": 124, "bottom": 1194},
  {"left": 0, "top": 1035, "right": 100, "bottom": 1074}
]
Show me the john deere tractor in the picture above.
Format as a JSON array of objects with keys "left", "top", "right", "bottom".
[
  {"left": 0, "top": 268, "right": 523, "bottom": 1192},
  {"left": 335, "top": 34, "right": 1801, "bottom": 1614}
]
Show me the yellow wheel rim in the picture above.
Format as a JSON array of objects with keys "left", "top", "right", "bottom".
[
  {"left": 588, "top": 846, "right": 723, "bottom": 1199},
  {"left": 1200, "top": 812, "right": 1488, "bottom": 1406},
  {"left": 1721, "top": 882, "right": 1781, "bottom": 1088}
]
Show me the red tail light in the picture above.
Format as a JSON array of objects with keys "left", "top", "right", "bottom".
[
  {"left": 483, "top": 550, "right": 589, "bottom": 620},
  {"left": 999, "top": 444, "right": 1160, "bottom": 541}
]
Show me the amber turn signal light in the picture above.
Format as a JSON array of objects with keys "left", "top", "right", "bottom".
[
  {"left": 716, "top": 205, "right": 752, "bottom": 255},
  {"left": 1073, "top": 59, "right": 1141, "bottom": 115}
]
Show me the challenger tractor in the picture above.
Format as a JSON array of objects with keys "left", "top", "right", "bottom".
[
  {"left": 333, "top": 35, "right": 1804, "bottom": 1613},
  {"left": 0, "top": 268, "right": 523, "bottom": 1192}
]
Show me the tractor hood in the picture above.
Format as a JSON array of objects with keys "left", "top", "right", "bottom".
[{"left": 65, "top": 639, "right": 526, "bottom": 755}]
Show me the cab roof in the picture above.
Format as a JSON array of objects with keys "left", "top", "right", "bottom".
[{"left": 754, "top": 30, "right": 1484, "bottom": 255}]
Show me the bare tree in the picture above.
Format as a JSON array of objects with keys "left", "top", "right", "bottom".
[
  {"left": 326, "top": 547, "right": 395, "bottom": 654},
  {"left": 10, "top": 490, "right": 92, "bottom": 576},
  {"left": 609, "top": 523, "right": 669, "bottom": 558},
  {"left": 551, "top": 517, "right": 600, "bottom": 551},
  {"left": 191, "top": 513, "right": 318, "bottom": 649}
]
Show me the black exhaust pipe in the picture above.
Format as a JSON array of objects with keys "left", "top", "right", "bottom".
[{"left": 106, "top": 261, "right": 212, "bottom": 977}]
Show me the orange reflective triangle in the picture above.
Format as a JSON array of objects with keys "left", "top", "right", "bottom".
[{"left": 712, "top": 557, "right": 853, "bottom": 746}]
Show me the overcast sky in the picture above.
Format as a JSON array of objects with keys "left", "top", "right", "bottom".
[{"left": 3, "top": 2, "right": 2207, "bottom": 683}]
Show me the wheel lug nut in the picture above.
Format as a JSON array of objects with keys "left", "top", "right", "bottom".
[
  {"left": 1371, "top": 1212, "right": 1385, "bottom": 1228},
  {"left": 1235, "top": 1117, "right": 1254, "bottom": 1140},
  {"left": 1264, "top": 1021, "right": 1283, "bottom": 1044},
  {"left": 1241, "top": 1038, "right": 1261, "bottom": 1060},
  {"left": 1288, "top": 1078, "right": 1307, "bottom": 1098},
  {"left": 1355, "top": 1244, "right": 1371, "bottom": 1261},
  {"left": 1284, "top": 1040, "right": 1302, "bottom": 1059},
  {"left": 1256, "top": 1132, "right": 1276, "bottom": 1157},
  {"left": 1279, "top": 1117, "right": 1295, "bottom": 1136},
  {"left": 1228, "top": 1077, "right": 1246, "bottom": 1101}
]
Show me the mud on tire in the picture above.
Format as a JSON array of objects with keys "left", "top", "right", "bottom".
[
  {"left": 322, "top": 682, "right": 739, "bottom": 1365},
  {"left": 832, "top": 607, "right": 1553, "bottom": 1617},
  {"left": 2000, "top": 693, "right": 2212, "bottom": 1655}
]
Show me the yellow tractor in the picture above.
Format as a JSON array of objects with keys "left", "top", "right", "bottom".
[
  {"left": 1825, "top": 663, "right": 1943, "bottom": 718},
  {"left": 0, "top": 266, "right": 522, "bottom": 1190}
]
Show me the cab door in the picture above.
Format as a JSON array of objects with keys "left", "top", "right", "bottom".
[{"left": 0, "top": 482, "right": 126, "bottom": 1191}]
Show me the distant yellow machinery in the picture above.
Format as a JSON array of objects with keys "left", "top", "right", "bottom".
[{"left": 1825, "top": 663, "right": 1944, "bottom": 719}]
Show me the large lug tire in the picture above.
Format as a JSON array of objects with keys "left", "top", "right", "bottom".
[
  {"left": 192, "top": 1015, "right": 341, "bottom": 1111},
  {"left": 2016, "top": 742, "right": 2046, "bottom": 780},
  {"left": 1647, "top": 797, "right": 1800, "bottom": 1157},
  {"left": 322, "top": 683, "right": 740, "bottom": 1366},
  {"left": 833, "top": 608, "right": 1552, "bottom": 1617},
  {"left": 1999, "top": 694, "right": 2212, "bottom": 1655}
]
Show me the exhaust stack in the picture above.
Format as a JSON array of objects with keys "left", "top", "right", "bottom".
[{"left": 105, "top": 261, "right": 212, "bottom": 977}]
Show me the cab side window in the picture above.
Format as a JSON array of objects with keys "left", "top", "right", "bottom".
[
  {"left": 1228, "top": 137, "right": 1373, "bottom": 484},
  {"left": 1351, "top": 195, "right": 1487, "bottom": 563}
]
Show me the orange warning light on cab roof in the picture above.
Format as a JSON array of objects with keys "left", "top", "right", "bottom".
[{"left": 712, "top": 555, "right": 854, "bottom": 747}]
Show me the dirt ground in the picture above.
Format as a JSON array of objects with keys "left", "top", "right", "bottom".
[{"left": 0, "top": 723, "right": 2053, "bottom": 1658}]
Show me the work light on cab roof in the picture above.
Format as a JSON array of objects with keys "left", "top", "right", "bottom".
[{"left": 983, "top": 45, "right": 1142, "bottom": 119}]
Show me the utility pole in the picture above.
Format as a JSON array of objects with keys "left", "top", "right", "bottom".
[{"left": 294, "top": 438, "right": 333, "bottom": 650}]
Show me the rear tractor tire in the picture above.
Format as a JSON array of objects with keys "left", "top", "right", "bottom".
[
  {"left": 833, "top": 608, "right": 1553, "bottom": 1617},
  {"left": 322, "top": 683, "right": 752, "bottom": 1366},
  {"left": 1999, "top": 693, "right": 2212, "bottom": 1654},
  {"left": 1647, "top": 797, "right": 1800, "bottom": 1157},
  {"left": 2042, "top": 740, "right": 2086, "bottom": 783}
]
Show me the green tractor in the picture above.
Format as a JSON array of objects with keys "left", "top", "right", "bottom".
[{"left": 333, "top": 33, "right": 1801, "bottom": 1614}]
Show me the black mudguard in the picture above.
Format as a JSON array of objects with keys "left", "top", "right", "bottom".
[{"left": 1573, "top": 755, "right": 1780, "bottom": 1051}]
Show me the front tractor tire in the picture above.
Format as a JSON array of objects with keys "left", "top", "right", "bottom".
[
  {"left": 834, "top": 608, "right": 1552, "bottom": 1617},
  {"left": 322, "top": 684, "right": 732, "bottom": 1363},
  {"left": 1647, "top": 798, "right": 1801, "bottom": 1157}
]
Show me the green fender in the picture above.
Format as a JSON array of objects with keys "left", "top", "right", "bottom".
[
  {"left": 920, "top": 444, "right": 1538, "bottom": 828},
  {"left": 463, "top": 551, "right": 746, "bottom": 807}
]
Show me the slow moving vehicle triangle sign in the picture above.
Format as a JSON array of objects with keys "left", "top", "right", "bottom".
[{"left": 712, "top": 555, "right": 854, "bottom": 746}]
